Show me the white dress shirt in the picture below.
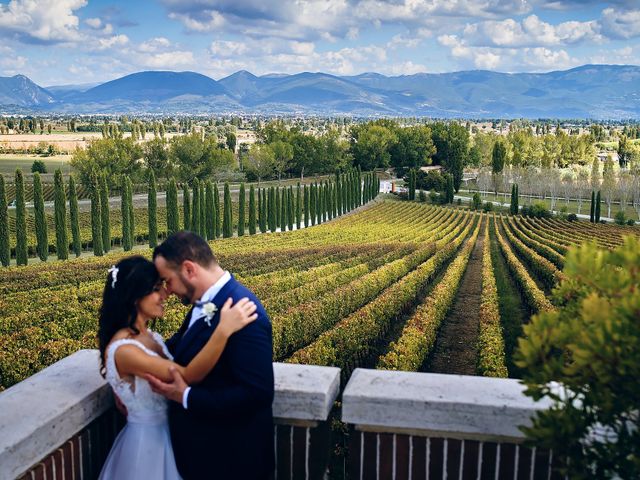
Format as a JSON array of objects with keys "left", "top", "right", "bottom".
[{"left": 182, "top": 271, "right": 231, "bottom": 409}]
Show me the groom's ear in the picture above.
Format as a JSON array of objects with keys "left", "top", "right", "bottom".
[{"left": 181, "top": 260, "right": 198, "bottom": 279}]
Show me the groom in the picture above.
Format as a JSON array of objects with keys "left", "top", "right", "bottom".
[{"left": 147, "top": 231, "right": 275, "bottom": 480}]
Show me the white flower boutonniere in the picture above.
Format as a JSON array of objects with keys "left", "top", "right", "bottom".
[{"left": 202, "top": 302, "right": 218, "bottom": 327}]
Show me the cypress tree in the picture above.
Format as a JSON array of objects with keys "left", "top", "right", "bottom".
[
  {"left": 248, "top": 185, "right": 256, "bottom": 235},
  {"left": 238, "top": 183, "right": 245, "bottom": 236},
  {"left": 269, "top": 187, "right": 276, "bottom": 232},
  {"left": 183, "top": 184, "right": 191, "bottom": 231},
  {"left": 214, "top": 183, "right": 221, "bottom": 238},
  {"left": 357, "top": 166, "right": 362, "bottom": 205},
  {"left": 223, "top": 182, "right": 232, "bottom": 238},
  {"left": 259, "top": 188, "right": 267, "bottom": 233},
  {"left": 590, "top": 191, "right": 595, "bottom": 223},
  {"left": 515, "top": 184, "right": 519, "bottom": 214},
  {"left": 280, "top": 187, "right": 289, "bottom": 232},
  {"left": 303, "top": 184, "right": 309, "bottom": 227},
  {"left": 199, "top": 180, "right": 206, "bottom": 239},
  {"left": 69, "top": 176, "right": 81, "bottom": 257},
  {"left": 510, "top": 184, "right": 516, "bottom": 214},
  {"left": 345, "top": 174, "right": 351, "bottom": 212},
  {"left": 296, "top": 183, "right": 301, "bottom": 229},
  {"left": 343, "top": 174, "right": 348, "bottom": 212},
  {"left": 288, "top": 187, "right": 294, "bottom": 231},
  {"left": 595, "top": 190, "right": 601, "bottom": 222},
  {"left": 121, "top": 177, "right": 132, "bottom": 251},
  {"left": 310, "top": 183, "right": 316, "bottom": 226},
  {"left": 100, "top": 174, "right": 110, "bottom": 252},
  {"left": 0, "top": 176, "right": 9, "bottom": 266},
  {"left": 148, "top": 170, "right": 158, "bottom": 248},
  {"left": 53, "top": 170, "right": 68, "bottom": 260},
  {"left": 90, "top": 174, "right": 103, "bottom": 256},
  {"left": 14, "top": 169, "right": 28, "bottom": 265},
  {"left": 127, "top": 177, "right": 135, "bottom": 247},
  {"left": 166, "top": 178, "right": 179, "bottom": 235},
  {"left": 205, "top": 181, "right": 215, "bottom": 240},
  {"left": 33, "top": 173, "right": 48, "bottom": 261},
  {"left": 191, "top": 182, "right": 201, "bottom": 236},
  {"left": 275, "top": 187, "right": 281, "bottom": 230}
]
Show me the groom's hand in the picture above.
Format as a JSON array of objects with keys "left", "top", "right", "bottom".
[{"left": 145, "top": 367, "right": 187, "bottom": 404}]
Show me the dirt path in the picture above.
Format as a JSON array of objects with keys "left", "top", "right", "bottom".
[{"left": 424, "top": 219, "right": 485, "bottom": 375}]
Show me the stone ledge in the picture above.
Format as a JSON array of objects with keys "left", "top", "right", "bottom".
[
  {"left": 273, "top": 363, "right": 340, "bottom": 422},
  {"left": 0, "top": 350, "right": 111, "bottom": 480},
  {"left": 342, "top": 368, "right": 551, "bottom": 442}
]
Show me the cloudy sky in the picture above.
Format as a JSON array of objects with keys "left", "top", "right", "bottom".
[{"left": 0, "top": 0, "right": 638, "bottom": 86}]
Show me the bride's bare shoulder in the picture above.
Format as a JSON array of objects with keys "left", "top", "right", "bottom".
[{"left": 108, "top": 328, "right": 138, "bottom": 346}]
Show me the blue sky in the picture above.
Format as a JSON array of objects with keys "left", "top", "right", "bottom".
[{"left": 0, "top": 0, "right": 638, "bottom": 86}]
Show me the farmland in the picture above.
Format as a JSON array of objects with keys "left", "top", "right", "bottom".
[{"left": 1, "top": 197, "right": 638, "bottom": 391}]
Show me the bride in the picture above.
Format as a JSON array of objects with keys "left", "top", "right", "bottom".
[{"left": 97, "top": 255, "right": 257, "bottom": 480}]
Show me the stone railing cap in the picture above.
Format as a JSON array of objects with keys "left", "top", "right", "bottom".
[
  {"left": 273, "top": 363, "right": 341, "bottom": 422},
  {"left": 342, "top": 369, "right": 552, "bottom": 440}
]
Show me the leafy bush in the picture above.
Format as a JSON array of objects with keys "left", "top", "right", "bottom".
[
  {"left": 567, "top": 213, "right": 578, "bottom": 222},
  {"left": 521, "top": 202, "right": 551, "bottom": 218},
  {"left": 614, "top": 210, "right": 626, "bottom": 225},
  {"left": 31, "top": 160, "right": 47, "bottom": 174},
  {"left": 417, "top": 170, "right": 445, "bottom": 192},
  {"left": 418, "top": 189, "right": 427, "bottom": 202},
  {"left": 429, "top": 189, "right": 439, "bottom": 204},
  {"left": 482, "top": 201, "right": 493, "bottom": 212},
  {"left": 516, "top": 238, "right": 640, "bottom": 478},
  {"left": 627, "top": 219, "right": 636, "bottom": 226},
  {"left": 472, "top": 192, "right": 482, "bottom": 210}
]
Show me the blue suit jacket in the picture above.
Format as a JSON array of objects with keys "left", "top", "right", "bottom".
[{"left": 166, "top": 275, "right": 275, "bottom": 480}]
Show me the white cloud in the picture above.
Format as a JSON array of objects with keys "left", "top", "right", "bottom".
[
  {"left": 96, "top": 34, "right": 129, "bottom": 50},
  {"left": 463, "top": 15, "right": 602, "bottom": 48},
  {"left": 209, "top": 40, "right": 250, "bottom": 58},
  {"left": 0, "top": 0, "right": 86, "bottom": 43},
  {"left": 437, "top": 33, "right": 579, "bottom": 72},
  {"left": 139, "top": 37, "right": 172, "bottom": 53},
  {"left": 135, "top": 51, "right": 196, "bottom": 69},
  {"left": 600, "top": 7, "right": 640, "bottom": 40},
  {"left": 85, "top": 17, "right": 102, "bottom": 29}
]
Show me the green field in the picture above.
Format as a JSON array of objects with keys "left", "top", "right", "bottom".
[{"left": 0, "top": 154, "right": 73, "bottom": 176}]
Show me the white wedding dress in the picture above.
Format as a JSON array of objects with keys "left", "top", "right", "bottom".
[{"left": 99, "top": 331, "right": 182, "bottom": 480}]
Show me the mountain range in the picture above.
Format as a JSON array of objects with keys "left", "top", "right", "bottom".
[{"left": 1, "top": 65, "right": 639, "bottom": 118}]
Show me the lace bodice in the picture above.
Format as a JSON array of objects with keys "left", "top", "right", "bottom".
[{"left": 105, "top": 331, "right": 173, "bottom": 424}]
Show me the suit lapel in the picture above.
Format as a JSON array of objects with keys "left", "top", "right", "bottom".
[{"left": 174, "top": 275, "right": 239, "bottom": 360}]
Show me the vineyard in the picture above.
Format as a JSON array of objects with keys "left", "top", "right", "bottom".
[{"left": 1, "top": 199, "right": 639, "bottom": 392}]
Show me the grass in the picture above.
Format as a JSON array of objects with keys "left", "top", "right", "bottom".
[
  {"left": 0, "top": 154, "right": 73, "bottom": 176},
  {"left": 458, "top": 189, "right": 640, "bottom": 221}
]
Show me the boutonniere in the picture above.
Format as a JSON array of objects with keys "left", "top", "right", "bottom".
[{"left": 202, "top": 302, "right": 218, "bottom": 327}]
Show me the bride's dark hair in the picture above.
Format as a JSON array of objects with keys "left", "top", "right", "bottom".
[{"left": 97, "top": 255, "right": 160, "bottom": 377}]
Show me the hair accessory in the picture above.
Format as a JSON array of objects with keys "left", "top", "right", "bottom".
[{"left": 108, "top": 265, "right": 119, "bottom": 288}]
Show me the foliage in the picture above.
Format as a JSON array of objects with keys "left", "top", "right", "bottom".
[
  {"left": 567, "top": 213, "right": 578, "bottom": 222},
  {"left": 614, "top": 210, "right": 626, "bottom": 225},
  {"left": 0, "top": 176, "right": 9, "bottom": 266},
  {"left": 248, "top": 185, "right": 256, "bottom": 235},
  {"left": 68, "top": 176, "right": 81, "bottom": 257},
  {"left": 169, "top": 134, "right": 234, "bottom": 183},
  {"left": 183, "top": 184, "right": 191, "bottom": 231},
  {"left": 71, "top": 137, "right": 143, "bottom": 189},
  {"left": 432, "top": 122, "right": 469, "bottom": 192},
  {"left": 166, "top": 178, "right": 179, "bottom": 235},
  {"left": 223, "top": 183, "right": 232, "bottom": 238},
  {"left": 32, "top": 173, "right": 48, "bottom": 262},
  {"left": 31, "top": 160, "right": 47, "bottom": 174},
  {"left": 516, "top": 238, "right": 640, "bottom": 478},
  {"left": 238, "top": 183, "right": 245, "bottom": 237},
  {"left": 90, "top": 174, "right": 103, "bottom": 256},
  {"left": 148, "top": 170, "right": 158, "bottom": 248},
  {"left": 521, "top": 202, "right": 551, "bottom": 219},
  {"left": 472, "top": 192, "right": 482, "bottom": 210},
  {"left": 99, "top": 174, "right": 110, "bottom": 253},
  {"left": 14, "top": 169, "right": 27, "bottom": 265},
  {"left": 53, "top": 169, "right": 68, "bottom": 260}
]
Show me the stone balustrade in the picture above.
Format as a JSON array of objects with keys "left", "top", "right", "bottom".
[
  {"left": 0, "top": 354, "right": 558, "bottom": 480},
  {"left": 342, "top": 368, "right": 557, "bottom": 479}
]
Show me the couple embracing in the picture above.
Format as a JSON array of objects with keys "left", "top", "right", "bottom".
[{"left": 97, "top": 231, "right": 275, "bottom": 479}]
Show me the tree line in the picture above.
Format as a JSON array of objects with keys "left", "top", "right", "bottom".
[{"left": 0, "top": 168, "right": 379, "bottom": 266}]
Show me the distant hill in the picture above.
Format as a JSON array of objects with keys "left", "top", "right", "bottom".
[
  {"left": 8, "top": 65, "right": 640, "bottom": 118},
  {"left": 0, "top": 75, "right": 54, "bottom": 107}
]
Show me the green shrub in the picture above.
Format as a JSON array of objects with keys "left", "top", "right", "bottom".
[
  {"left": 482, "top": 201, "right": 493, "bottom": 212},
  {"left": 68, "top": 176, "right": 81, "bottom": 257},
  {"left": 521, "top": 202, "right": 551, "bottom": 219},
  {"left": 31, "top": 160, "right": 47, "bottom": 174},
  {"left": 33, "top": 173, "right": 48, "bottom": 261},
  {"left": 516, "top": 238, "right": 640, "bottom": 478},
  {"left": 626, "top": 219, "right": 636, "bottom": 226},
  {"left": 472, "top": 192, "right": 482, "bottom": 210},
  {"left": 14, "top": 169, "right": 28, "bottom": 265},
  {"left": 53, "top": 170, "right": 68, "bottom": 260},
  {"left": 614, "top": 210, "right": 626, "bottom": 225},
  {"left": 0, "top": 176, "right": 9, "bottom": 266},
  {"left": 567, "top": 213, "right": 578, "bottom": 222}
]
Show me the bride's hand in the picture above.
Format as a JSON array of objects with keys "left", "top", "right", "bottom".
[{"left": 217, "top": 297, "right": 258, "bottom": 337}]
